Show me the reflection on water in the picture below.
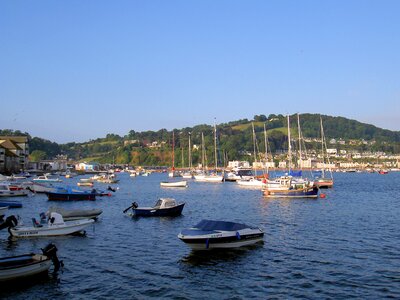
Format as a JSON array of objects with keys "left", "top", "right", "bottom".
[{"left": 181, "top": 243, "right": 264, "bottom": 266}]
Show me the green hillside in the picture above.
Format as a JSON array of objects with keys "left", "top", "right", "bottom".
[{"left": 2, "top": 113, "right": 399, "bottom": 165}]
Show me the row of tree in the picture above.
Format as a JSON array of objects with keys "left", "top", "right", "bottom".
[{"left": 1, "top": 113, "right": 399, "bottom": 165}]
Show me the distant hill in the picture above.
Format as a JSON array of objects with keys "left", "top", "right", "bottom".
[{"left": 2, "top": 114, "right": 399, "bottom": 165}]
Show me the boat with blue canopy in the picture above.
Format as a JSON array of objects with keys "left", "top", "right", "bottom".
[{"left": 178, "top": 220, "right": 264, "bottom": 250}]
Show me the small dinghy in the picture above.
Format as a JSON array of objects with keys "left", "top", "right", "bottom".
[
  {"left": 178, "top": 220, "right": 264, "bottom": 250},
  {"left": 47, "top": 207, "right": 103, "bottom": 221},
  {"left": 0, "top": 243, "right": 61, "bottom": 282},
  {"left": 4, "top": 212, "right": 94, "bottom": 238},
  {"left": 160, "top": 181, "right": 188, "bottom": 188},
  {"left": 123, "top": 198, "right": 185, "bottom": 217},
  {"left": 0, "top": 200, "right": 22, "bottom": 208}
]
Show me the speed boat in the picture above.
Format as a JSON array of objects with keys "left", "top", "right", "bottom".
[
  {"left": 124, "top": 198, "right": 185, "bottom": 217},
  {"left": 178, "top": 220, "right": 264, "bottom": 250},
  {"left": 0, "top": 243, "right": 61, "bottom": 282},
  {"left": 6, "top": 212, "right": 94, "bottom": 238}
]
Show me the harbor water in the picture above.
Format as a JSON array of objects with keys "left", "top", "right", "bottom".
[{"left": 1, "top": 172, "right": 399, "bottom": 299}]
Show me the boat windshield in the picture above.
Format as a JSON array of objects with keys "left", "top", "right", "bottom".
[
  {"left": 237, "top": 169, "right": 253, "bottom": 176},
  {"left": 194, "top": 220, "right": 250, "bottom": 231}
]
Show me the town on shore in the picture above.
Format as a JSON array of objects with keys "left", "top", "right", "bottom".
[{"left": 1, "top": 135, "right": 399, "bottom": 176}]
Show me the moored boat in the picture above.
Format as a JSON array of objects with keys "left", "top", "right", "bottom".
[
  {"left": 178, "top": 220, "right": 264, "bottom": 250},
  {"left": 6, "top": 212, "right": 94, "bottom": 237},
  {"left": 160, "top": 181, "right": 188, "bottom": 188},
  {"left": 314, "top": 177, "right": 334, "bottom": 188},
  {"left": 0, "top": 243, "right": 61, "bottom": 282},
  {"left": 47, "top": 207, "right": 103, "bottom": 221},
  {"left": 0, "top": 200, "right": 22, "bottom": 208},
  {"left": 0, "top": 183, "right": 29, "bottom": 197},
  {"left": 123, "top": 198, "right": 185, "bottom": 217},
  {"left": 32, "top": 175, "right": 62, "bottom": 183},
  {"left": 46, "top": 187, "right": 97, "bottom": 201}
]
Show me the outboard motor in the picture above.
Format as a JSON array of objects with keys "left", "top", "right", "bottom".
[
  {"left": 0, "top": 215, "right": 18, "bottom": 231},
  {"left": 132, "top": 202, "right": 138, "bottom": 209},
  {"left": 42, "top": 243, "right": 61, "bottom": 272},
  {"left": 107, "top": 186, "right": 116, "bottom": 192}
]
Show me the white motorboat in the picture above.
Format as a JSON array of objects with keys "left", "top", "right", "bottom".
[
  {"left": 178, "top": 220, "right": 264, "bottom": 250},
  {"left": 0, "top": 183, "right": 29, "bottom": 197},
  {"left": 203, "top": 174, "right": 224, "bottom": 182},
  {"left": 29, "top": 182, "right": 58, "bottom": 193},
  {"left": 160, "top": 181, "right": 188, "bottom": 188},
  {"left": 47, "top": 207, "right": 103, "bottom": 221},
  {"left": 33, "top": 175, "right": 62, "bottom": 183},
  {"left": 8, "top": 212, "right": 94, "bottom": 238},
  {"left": 236, "top": 178, "right": 265, "bottom": 188},
  {"left": 0, "top": 243, "right": 61, "bottom": 282}
]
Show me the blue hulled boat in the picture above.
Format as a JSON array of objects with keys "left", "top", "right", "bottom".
[
  {"left": 0, "top": 200, "right": 22, "bottom": 208},
  {"left": 46, "top": 187, "right": 97, "bottom": 201}
]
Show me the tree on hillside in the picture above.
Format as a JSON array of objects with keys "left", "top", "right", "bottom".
[
  {"left": 30, "top": 150, "right": 47, "bottom": 162},
  {"left": 254, "top": 115, "right": 267, "bottom": 122}
]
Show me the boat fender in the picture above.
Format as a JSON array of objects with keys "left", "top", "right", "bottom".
[
  {"left": 236, "top": 231, "right": 241, "bottom": 240},
  {"left": 206, "top": 238, "right": 209, "bottom": 249}
]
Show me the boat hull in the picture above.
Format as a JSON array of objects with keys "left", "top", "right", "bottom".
[
  {"left": 179, "top": 231, "right": 264, "bottom": 250},
  {"left": 160, "top": 181, "right": 187, "bottom": 188},
  {"left": 46, "top": 192, "right": 96, "bottom": 201},
  {"left": 314, "top": 179, "right": 333, "bottom": 188},
  {"left": 0, "top": 201, "right": 22, "bottom": 208},
  {"left": 263, "top": 186, "right": 319, "bottom": 198},
  {"left": 0, "top": 190, "right": 28, "bottom": 197},
  {"left": 0, "top": 254, "right": 51, "bottom": 282},
  {"left": 10, "top": 219, "right": 94, "bottom": 237},
  {"left": 129, "top": 203, "right": 185, "bottom": 217}
]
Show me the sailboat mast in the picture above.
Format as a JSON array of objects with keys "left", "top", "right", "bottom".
[
  {"left": 214, "top": 120, "right": 218, "bottom": 169},
  {"left": 320, "top": 116, "right": 330, "bottom": 178},
  {"left": 201, "top": 132, "right": 205, "bottom": 169},
  {"left": 264, "top": 123, "right": 269, "bottom": 173},
  {"left": 252, "top": 122, "right": 257, "bottom": 176},
  {"left": 287, "top": 115, "right": 292, "bottom": 172},
  {"left": 297, "top": 113, "right": 302, "bottom": 170},
  {"left": 172, "top": 131, "right": 175, "bottom": 169},
  {"left": 188, "top": 132, "right": 192, "bottom": 169}
]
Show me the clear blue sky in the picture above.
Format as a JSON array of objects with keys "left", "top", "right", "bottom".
[{"left": 1, "top": 1, "right": 399, "bottom": 143}]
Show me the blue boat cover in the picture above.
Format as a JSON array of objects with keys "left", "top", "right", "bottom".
[
  {"left": 289, "top": 170, "right": 302, "bottom": 177},
  {"left": 194, "top": 220, "right": 250, "bottom": 231}
]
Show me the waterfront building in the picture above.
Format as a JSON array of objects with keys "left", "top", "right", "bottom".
[{"left": 0, "top": 136, "right": 29, "bottom": 173}]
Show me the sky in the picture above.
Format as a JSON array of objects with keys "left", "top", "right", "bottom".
[{"left": 1, "top": 1, "right": 399, "bottom": 143}]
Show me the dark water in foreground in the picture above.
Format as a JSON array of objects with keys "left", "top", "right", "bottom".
[{"left": 1, "top": 172, "right": 399, "bottom": 299}]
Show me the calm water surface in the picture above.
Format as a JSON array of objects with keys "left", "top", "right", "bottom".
[{"left": 1, "top": 172, "right": 399, "bottom": 299}]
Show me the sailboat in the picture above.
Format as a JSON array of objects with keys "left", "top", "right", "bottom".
[
  {"left": 237, "top": 122, "right": 265, "bottom": 188},
  {"left": 168, "top": 131, "right": 182, "bottom": 178},
  {"left": 314, "top": 116, "right": 334, "bottom": 188},
  {"left": 262, "top": 115, "right": 318, "bottom": 198},
  {"left": 203, "top": 121, "right": 223, "bottom": 182},
  {"left": 182, "top": 132, "right": 193, "bottom": 179}
]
